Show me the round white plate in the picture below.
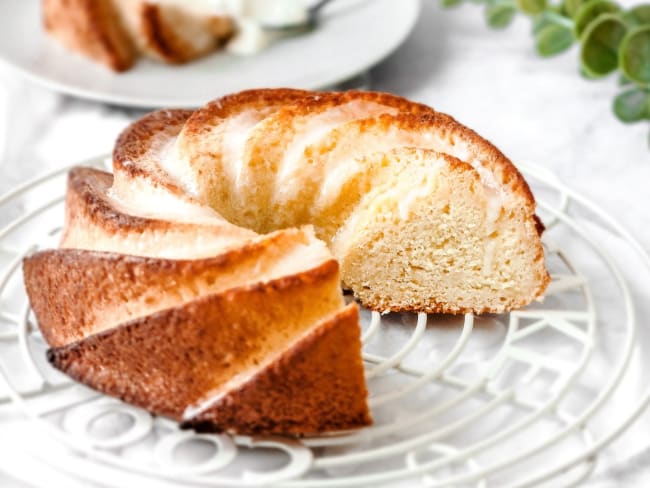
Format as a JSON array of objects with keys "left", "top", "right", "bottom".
[{"left": 0, "top": 0, "right": 420, "bottom": 109}]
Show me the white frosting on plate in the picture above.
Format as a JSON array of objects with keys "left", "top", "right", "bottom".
[
  {"left": 226, "top": 18, "right": 276, "bottom": 55},
  {"left": 169, "top": 0, "right": 308, "bottom": 55},
  {"left": 151, "top": 0, "right": 309, "bottom": 55}
]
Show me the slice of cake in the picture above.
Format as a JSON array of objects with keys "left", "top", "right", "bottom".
[
  {"left": 48, "top": 303, "right": 368, "bottom": 435},
  {"left": 43, "top": 0, "right": 234, "bottom": 71}
]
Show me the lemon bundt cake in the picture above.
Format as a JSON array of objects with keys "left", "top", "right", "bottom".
[
  {"left": 23, "top": 89, "right": 548, "bottom": 435},
  {"left": 43, "top": 0, "right": 235, "bottom": 71}
]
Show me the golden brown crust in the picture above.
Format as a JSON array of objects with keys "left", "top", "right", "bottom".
[
  {"left": 417, "top": 112, "right": 537, "bottom": 208},
  {"left": 183, "top": 304, "right": 371, "bottom": 435},
  {"left": 357, "top": 284, "right": 550, "bottom": 315},
  {"left": 64, "top": 166, "right": 177, "bottom": 234},
  {"left": 181, "top": 88, "right": 314, "bottom": 135},
  {"left": 533, "top": 214, "right": 545, "bottom": 236},
  {"left": 246, "top": 89, "right": 435, "bottom": 121},
  {"left": 47, "top": 259, "right": 342, "bottom": 421},
  {"left": 113, "top": 109, "right": 193, "bottom": 197},
  {"left": 60, "top": 166, "right": 258, "bottom": 264},
  {"left": 24, "top": 226, "right": 319, "bottom": 348},
  {"left": 43, "top": 0, "right": 135, "bottom": 71}
]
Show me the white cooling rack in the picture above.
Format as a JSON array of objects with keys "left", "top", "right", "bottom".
[{"left": 0, "top": 157, "right": 649, "bottom": 487}]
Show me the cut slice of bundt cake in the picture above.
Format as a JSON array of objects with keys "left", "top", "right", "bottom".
[
  {"left": 43, "top": 0, "right": 234, "bottom": 71},
  {"left": 45, "top": 286, "right": 368, "bottom": 434}
]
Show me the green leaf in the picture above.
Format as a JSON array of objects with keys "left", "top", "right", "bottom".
[
  {"left": 486, "top": 2, "right": 517, "bottom": 28},
  {"left": 517, "top": 0, "right": 546, "bottom": 15},
  {"left": 574, "top": 0, "right": 620, "bottom": 38},
  {"left": 533, "top": 11, "right": 574, "bottom": 33},
  {"left": 564, "top": 0, "right": 586, "bottom": 18},
  {"left": 619, "top": 73, "right": 633, "bottom": 85},
  {"left": 619, "top": 26, "right": 650, "bottom": 85},
  {"left": 442, "top": 0, "right": 463, "bottom": 7},
  {"left": 579, "top": 64, "right": 600, "bottom": 78},
  {"left": 622, "top": 5, "right": 650, "bottom": 28},
  {"left": 613, "top": 87, "right": 650, "bottom": 122},
  {"left": 536, "top": 23, "right": 575, "bottom": 56},
  {"left": 580, "top": 13, "right": 627, "bottom": 77}
]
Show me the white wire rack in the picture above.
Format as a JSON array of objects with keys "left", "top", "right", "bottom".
[{"left": 0, "top": 157, "right": 649, "bottom": 487}]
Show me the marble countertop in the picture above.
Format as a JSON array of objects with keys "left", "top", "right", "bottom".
[{"left": 1, "top": 2, "right": 649, "bottom": 486}]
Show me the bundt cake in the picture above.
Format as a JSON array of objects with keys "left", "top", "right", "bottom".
[
  {"left": 43, "top": 0, "right": 235, "bottom": 71},
  {"left": 22, "top": 88, "right": 549, "bottom": 435}
]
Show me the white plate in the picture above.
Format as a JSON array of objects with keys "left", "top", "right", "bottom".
[{"left": 0, "top": 0, "right": 420, "bottom": 108}]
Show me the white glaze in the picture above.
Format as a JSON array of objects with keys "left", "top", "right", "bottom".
[
  {"left": 157, "top": 138, "right": 200, "bottom": 196},
  {"left": 397, "top": 181, "right": 434, "bottom": 220},
  {"left": 223, "top": 110, "right": 263, "bottom": 189},
  {"left": 274, "top": 101, "right": 398, "bottom": 203},
  {"left": 317, "top": 159, "right": 363, "bottom": 207},
  {"left": 107, "top": 181, "right": 224, "bottom": 225}
]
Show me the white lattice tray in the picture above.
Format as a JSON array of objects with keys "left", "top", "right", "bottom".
[{"left": 0, "top": 157, "right": 649, "bottom": 487}]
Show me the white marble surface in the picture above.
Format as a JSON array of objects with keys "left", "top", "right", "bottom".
[{"left": 1, "top": 1, "right": 650, "bottom": 486}]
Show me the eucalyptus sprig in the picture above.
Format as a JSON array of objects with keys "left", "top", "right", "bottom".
[{"left": 442, "top": 0, "right": 650, "bottom": 147}]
